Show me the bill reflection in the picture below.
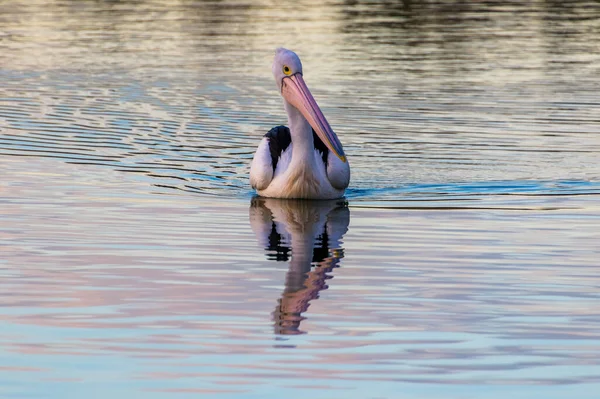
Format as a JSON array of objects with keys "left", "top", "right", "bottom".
[{"left": 249, "top": 198, "right": 350, "bottom": 335}]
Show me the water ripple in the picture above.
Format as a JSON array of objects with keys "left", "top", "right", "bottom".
[{"left": 2, "top": 1, "right": 600, "bottom": 398}]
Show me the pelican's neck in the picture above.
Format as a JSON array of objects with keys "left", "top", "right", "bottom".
[{"left": 284, "top": 101, "right": 314, "bottom": 163}]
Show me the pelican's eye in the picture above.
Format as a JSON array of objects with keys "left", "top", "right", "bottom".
[{"left": 282, "top": 65, "right": 292, "bottom": 75}]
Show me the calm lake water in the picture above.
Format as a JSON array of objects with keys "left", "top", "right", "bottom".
[{"left": 1, "top": 1, "right": 600, "bottom": 398}]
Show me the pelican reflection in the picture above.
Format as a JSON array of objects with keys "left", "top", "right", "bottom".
[{"left": 249, "top": 197, "right": 350, "bottom": 335}]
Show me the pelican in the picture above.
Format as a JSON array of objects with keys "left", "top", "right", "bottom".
[{"left": 250, "top": 48, "right": 350, "bottom": 200}]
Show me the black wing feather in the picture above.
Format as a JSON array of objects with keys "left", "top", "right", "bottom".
[
  {"left": 265, "top": 126, "right": 291, "bottom": 173},
  {"left": 312, "top": 128, "right": 329, "bottom": 168},
  {"left": 264, "top": 125, "right": 329, "bottom": 173}
]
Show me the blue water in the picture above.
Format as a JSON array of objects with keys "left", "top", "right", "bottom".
[{"left": 1, "top": 1, "right": 600, "bottom": 398}]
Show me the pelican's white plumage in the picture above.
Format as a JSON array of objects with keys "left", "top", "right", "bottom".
[{"left": 250, "top": 48, "right": 350, "bottom": 200}]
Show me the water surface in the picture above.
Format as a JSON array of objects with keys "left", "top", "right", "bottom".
[{"left": 1, "top": 1, "right": 600, "bottom": 398}]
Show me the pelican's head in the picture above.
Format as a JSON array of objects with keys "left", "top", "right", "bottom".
[
  {"left": 272, "top": 48, "right": 303, "bottom": 90},
  {"left": 272, "top": 48, "right": 346, "bottom": 163}
]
